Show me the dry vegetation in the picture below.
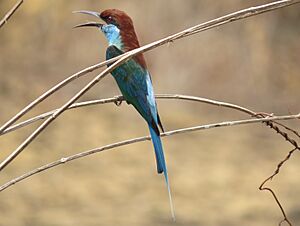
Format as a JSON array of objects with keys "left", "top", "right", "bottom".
[{"left": 0, "top": 1, "right": 299, "bottom": 226}]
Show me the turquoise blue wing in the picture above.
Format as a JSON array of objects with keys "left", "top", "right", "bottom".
[{"left": 106, "top": 45, "right": 160, "bottom": 131}]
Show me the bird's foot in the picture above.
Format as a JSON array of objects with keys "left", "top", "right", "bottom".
[{"left": 113, "top": 96, "right": 123, "bottom": 106}]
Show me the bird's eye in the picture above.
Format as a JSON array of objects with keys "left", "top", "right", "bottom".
[{"left": 108, "top": 16, "right": 112, "bottom": 20}]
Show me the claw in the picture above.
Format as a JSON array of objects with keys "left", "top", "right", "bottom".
[{"left": 113, "top": 96, "right": 123, "bottom": 106}]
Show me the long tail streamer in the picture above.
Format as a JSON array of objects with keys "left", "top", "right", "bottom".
[{"left": 148, "top": 125, "right": 175, "bottom": 221}]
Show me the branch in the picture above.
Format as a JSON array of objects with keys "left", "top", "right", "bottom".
[
  {"left": 0, "top": 59, "right": 116, "bottom": 135},
  {"left": 273, "top": 121, "right": 300, "bottom": 138},
  {"left": 0, "top": 94, "right": 254, "bottom": 135},
  {"left": 0, "top": 0, "right": 23, "bottom": 28},
  {"left": 0, "top": 96, "right": 124, "bottom": 135},
  {"left": 0, "top": 0, "right": 299, "bottom": 134},
  {"left": 2, "top": 94, "right": 299, "bottom": 154},
  {"left": 259, "top": 147, "right": 298, "bottom": 226},
  {"left": 0, "top": 54, "right": 130, "bottom": 171},
  {"left": 1, "top": 0, "right": 299, "bottom": 171},
  {"left": 0, "top": 113, "right": 299, "bottom": 192}
]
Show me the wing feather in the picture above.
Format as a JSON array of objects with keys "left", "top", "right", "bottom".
[{"left": 106, "top": 45, "right": 162, "bottom": 133}]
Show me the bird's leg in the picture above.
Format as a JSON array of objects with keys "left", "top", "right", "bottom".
[{"left": 113, "top": 96, "right": 123, "bottom": 106}]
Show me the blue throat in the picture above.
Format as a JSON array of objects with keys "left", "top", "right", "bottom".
[{"left": 100, "top": 24, "right": 123, "bottom": 49}]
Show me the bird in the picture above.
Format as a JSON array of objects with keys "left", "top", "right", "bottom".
[{"left": 73, "top": 9, "right": 175, "bottom": 220}]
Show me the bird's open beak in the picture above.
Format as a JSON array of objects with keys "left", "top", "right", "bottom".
[
  {"left": 73, "top": 10, "right": 104, "bottom": 29},
  {"left": 73, "top": 21, "right": 103, "bottom": 29}
]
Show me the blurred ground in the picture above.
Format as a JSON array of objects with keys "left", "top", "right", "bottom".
[{"left": 0, "top": 1, "right": 300, "bottom": 226}]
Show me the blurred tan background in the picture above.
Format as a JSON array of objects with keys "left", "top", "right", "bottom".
[{"left": 0, "top": 1, "right": 300, "bottom": 225}]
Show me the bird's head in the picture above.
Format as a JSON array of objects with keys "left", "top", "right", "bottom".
[
  {"left": 100, "top": 9, "right": 133, "bottom": 29},
  {"left": 73, "top": 9, "right": 140, "bottom": 52}
]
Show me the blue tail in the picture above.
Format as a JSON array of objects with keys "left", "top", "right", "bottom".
[{"left": 148, "top": 124, "right": 175, "bottom": 221}]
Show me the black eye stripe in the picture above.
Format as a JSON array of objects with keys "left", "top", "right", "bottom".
[
  {"left": 100, "top": 15, "right": 110, "bottom": 20},
  {"left": 101, "top": 15, "right": 118, "bottom": 26}
]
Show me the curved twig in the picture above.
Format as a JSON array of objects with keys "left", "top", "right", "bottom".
[
  {"left": 0, "top": 113, "right": 299, "bottom": 192},
  {"left": 259, "top": 147, "right": 298, "bottom": 226},
  {"left": 0, "top": 94, "right": 253, "bottom": 135},
  {"left": 0, "top": 59, "right": 117, "bottom": 135},
  {"left": 0, "top": 53, "right": 131, "bottom": 171},
  {"left": 2, "top": 94, "right": 299, "bottom": 154},
  {"left": 1, "top": 96, "right": 124, "bottom": 135},
  {"left": 273, "top": 121, "right": 300, "bottom": 138}
]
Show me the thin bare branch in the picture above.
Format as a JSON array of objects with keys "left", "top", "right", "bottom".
[
  {"left": 0, "top": 59, "right": 116, "bottom": 135},
  {"left": 259, "top": 147, "right": 298, "bottom": 226},
  {"left": 0, "top": 0, "right": 23, "bottom": 28},
  {"left": 0, "top": 113, "right": 299, "bottom": 192},
  {"left": 273, "top": 121, "right": 300, "bottom": 138},
  {"left": 1, "top": 96, "right": 124, "bottom": 135},
  {"left": 2, "top": 94, "right": 299, "bottom": 155},
  {"left": 0, "top": 0, "right": 299, "bottom": 135},
  {"left": 0, "top": 55, "right": 131, "bottom": 171},
  {"left": 0, "top": 94, "right": 254, "bottom": 135}
]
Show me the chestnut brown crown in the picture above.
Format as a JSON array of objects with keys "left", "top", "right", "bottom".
[{"left": 100, "top": 9, "right": 146, "bottom": 68}]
